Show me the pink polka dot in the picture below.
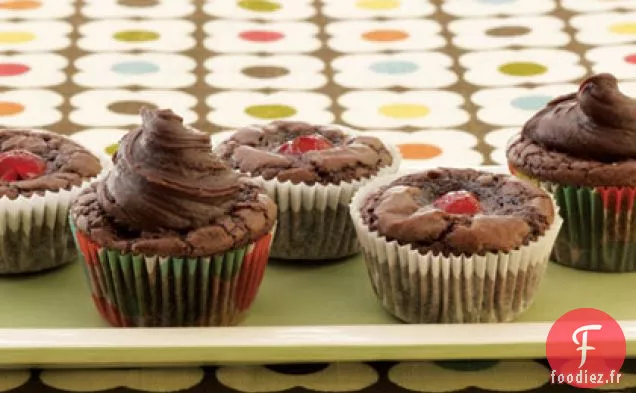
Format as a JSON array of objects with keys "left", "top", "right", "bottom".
[
  {"left": 239, "top": 30, "right": 284, "bottom": 42},
  {"left": 0, "top": 63, "right": 29, "bottom": 76},
  {"left": 625, "top": 54, "right": 636, "bottom": 64}
]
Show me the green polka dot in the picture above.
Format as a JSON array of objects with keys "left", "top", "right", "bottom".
[
  {"left": 238, "top": 0, "right": 281, "bottom": 12},
  {"left": 113, "top": 30, "right": 160, "bottom": 42},
  {"left": 435, "top": 360, "right": 500, "bottom": 372},
  {"left": 105, "top": 143, "right": 119, "bottom": 156},
  {"left": 498, "top": 62, "right": 547, "bottom": 77},
  {"left": 245, "top": 104, "right": 296, "bottom": 119}
]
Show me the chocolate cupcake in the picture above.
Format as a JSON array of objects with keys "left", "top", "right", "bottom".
[
  {"left": 350, "top": 168, "right": 561, "bottom": 324},
  {"left": 215, "top": 121, "right": 400, "bottom": 260},
  {"left": 70, "top": 108, "right": 277, "bottom": 327},
  {"left": 507, "top": 73, "right": 636, "bottom": 272},
  {"left": 0, "top": 129, "right": 104, "bottom": 274}
]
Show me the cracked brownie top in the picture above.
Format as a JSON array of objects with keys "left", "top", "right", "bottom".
[
  {"left": 507, "top": 73, "right": 636, "bottom": 187},
  {"left": 360, "top": 168, "right": 555, "bottom": 256},
  {"left": 0, "top": 129, "right": 102, "bottom": 199},
  {"left": 214, "top": 121, "right": 394, "bottom": 185},
  {"left": 70, "top": 108, "right": 277, "bottom": 257}
]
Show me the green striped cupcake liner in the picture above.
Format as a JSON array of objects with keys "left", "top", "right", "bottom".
[
  {"left": 71, "top": 219, "right": 274, "bottom": 327},
  {"left": 545, "top": 183, "right": 636, "bottom": 272},
  {"left": 509, "top": 166, "right": 636, "bottom": 272}
]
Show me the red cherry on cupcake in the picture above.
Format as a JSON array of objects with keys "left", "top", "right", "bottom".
[
  {"left": 433, "top": 190, "right": 481, "bottom": 215},
  {"left": 0, "top": 149, "right": 46, "bottom": 182},
  {"left": 277, "top": 135, "right": 333, "bottom": 155},
  {"left": 276, "top": 141, "right": 298, "bottom": 155}
]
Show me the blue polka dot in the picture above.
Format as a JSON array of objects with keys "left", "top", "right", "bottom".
[
  {"left": 369, "top": 61, "right": 418, "bottom": 75},
  {"left": 511, "top": 95, "right": 552, "bottom": 111},
  {"left": 477, "top": 0, "right": 516, "bottom": 4},
  {"left": 111, "top": 61, "right": 159, "bottom": 75}
]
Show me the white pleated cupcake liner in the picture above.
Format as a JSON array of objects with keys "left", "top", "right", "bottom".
[
  {"left": 250, "top": 143, "right": 402, "bottom": 260},
  {"left": 349, "top": 172, "right": 563, "bottom": 324},
  {"left": 0, "top": 150, "right": 111, "bottom": 274}
]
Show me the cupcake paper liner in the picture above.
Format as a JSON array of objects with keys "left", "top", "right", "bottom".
[
  {"left": 349, "top": 173, "right": 563, "bottom": 324},
  {"left": 509, "top": 164, "right": 636, "bottom": 272},
  {"left": 548, "top": 183, "right": 636, "bottom": 272},
  {"left": 254, "top": 143, "right": 402, "bottom": 260},
  {"left": 0, "top": 152, "right": 110, "bottom": 274},
  {"left": 71, "top": 219, "right": 275, "bottom": 327}
]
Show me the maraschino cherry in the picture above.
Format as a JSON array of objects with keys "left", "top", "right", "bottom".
[
  {"left": 277, "top": 135, "right": 333, "bottom": 155},
  {"left": 433, "top": 190, "right": 481, "bottom": 215},
  {"left": 0, "top": 149, "right": 46, "bottom": 182}
]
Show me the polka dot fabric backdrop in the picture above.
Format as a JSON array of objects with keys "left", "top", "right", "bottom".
[
  {"left": 3, "top": 0, "right": 636, "bottom": 392},
  {"left": 7, "top": 359, "right": 636, "bottom": 392},
  {"left": 2, "top": 0, "right": 626, "bottom": 172}
]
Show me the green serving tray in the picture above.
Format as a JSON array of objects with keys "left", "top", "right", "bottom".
[
  {"left": 0, "top": 166, "right": 634, "bottom": 367},
  {"left": 0, "top": 236, "right": 635, "bottom": 367}
]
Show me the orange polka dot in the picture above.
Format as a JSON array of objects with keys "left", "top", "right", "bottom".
[
  {"left": 398, "top": 143, "right": 442, "bottom": 159},
  {"left": 362, "top": 29, "right": 409, "bottom": 42},
  {"left": 0, "top": 101, "right": 23, "bottom": 116},
  {"left": 0, "top": 0, "right": 40, "bottom": 10}
]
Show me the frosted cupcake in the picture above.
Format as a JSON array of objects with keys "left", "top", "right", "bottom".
[
  {"left": 507, "top": 73, "right": 636, "bottom": 272},
  {"left": 351, "top": 168, "right": 561, "bottom": 323},
  {"left": 0, "top": 129, "right": 103, "bottom": 274},
  {"left": 70, "top": 108, "right": 277, "bottom": 327},
  {"left": 215, "top": 121, "right": 400, "bottom": 260}
]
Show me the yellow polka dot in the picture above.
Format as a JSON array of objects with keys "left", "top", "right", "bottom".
[
  {"left": 498, "top": 62, "right": 547, "bottom": 77},
  {"left": 398, "top": 143, "right": 442, "bottom": 159},
  {"left": 609, "top": 22, "right": 636, "bottom": 35},
  {"left": 245, "top": 104, "right": 296, "bottom": 119},
  {"left": 113, "top": 30, "right": 159, "bottom": 42},
  {"left": 356, "top": 0, "right": 400, "bottom": 10},
  {"left": 105, "top": 143, "right": 119, "bottom": 156},
  {"left": 238, "top": 0, "right": 281, "bottom": 12},
  {"left": 379, "top": 104, "right": 429, "bottom": 119},
  {"left": 0, "top": 31, "right": 35, "bottom": 44}
]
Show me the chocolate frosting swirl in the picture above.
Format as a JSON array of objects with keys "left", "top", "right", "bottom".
[
  {"left": 522, "top": 73, "right": 636, "bottom": 161},
  {"left": 96, "top": 108, "right": 240, "bottom": 232}
]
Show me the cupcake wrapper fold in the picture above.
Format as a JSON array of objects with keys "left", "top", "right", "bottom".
[
  {"left": 545, "top": 182, "right": 636, "bottom": 272},
  {"left": 0, "top": 153, "right": 110, "bottom": 274},
  {"left": 349, "top": 173, "right": 562, "bottom": 324},
  {"left": 71, "top": 220, "right": 275, "bottom": 327},
  {"left": 254, "top": 143, "right": 401, "bottom": 260},
  {"left": 509, "top": 164, "right": 636, "bottom": 272}
]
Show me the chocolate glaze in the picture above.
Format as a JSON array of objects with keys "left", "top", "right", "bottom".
[
  {"left": 523, "top": 73, "right": 636, "bottom": 162},
  {"left": 72, "top": 108, "right": 277, "bottom": 257},
  {"left": 97, "top": 108, "right": 241, "bottom": 232},
  {"left": 361, "top": 168, "right": 555, "bottom": 256},
  {"left": 215, "top": 121, "right": 393, "bottom": 185}
]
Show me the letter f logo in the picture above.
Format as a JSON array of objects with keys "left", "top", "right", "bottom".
[{"left": 573, "top": 324, "right": 603, "bottom": 368}]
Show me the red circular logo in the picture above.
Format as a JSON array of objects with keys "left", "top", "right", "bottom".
[{"left": 546, "top": 308, "right": 626, "bottom": 388}]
